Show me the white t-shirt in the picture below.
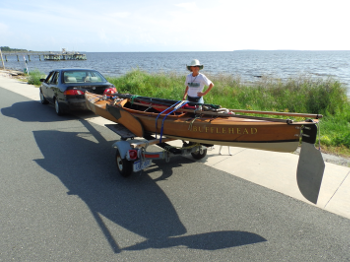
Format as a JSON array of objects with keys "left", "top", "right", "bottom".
[{"left": 184, "top": 73, "right": 212, "bottom": 97}]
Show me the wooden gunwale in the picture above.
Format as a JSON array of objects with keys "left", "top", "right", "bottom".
[
  {"left": 87, "top": 92, "right": 315, "bottom": 124},
  {"left": 126, "top": 101, "right": 316, "bottom": 124}
]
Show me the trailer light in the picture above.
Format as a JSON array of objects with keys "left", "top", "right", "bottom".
[
  {"left": 144, "top": 154, "right": 160, "bottom": 158},
  {"left": 128, "top": 149, "right": 138, "bottom": 160}
]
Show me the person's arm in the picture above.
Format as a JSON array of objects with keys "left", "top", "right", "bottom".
[
  {"left": 183, "top": 86, "right": 189, "bottom": 100},
  {"left": 198, "top": 82, "right": 214, "bottom": 97}
]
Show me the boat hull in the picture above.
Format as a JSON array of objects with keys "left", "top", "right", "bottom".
[{"left": 85, "top": 92, "right": 306, "bottom": 152}]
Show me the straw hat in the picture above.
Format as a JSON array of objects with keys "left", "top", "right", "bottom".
[{"left": 186, "top": 59, "right": 204, "bottom": 71}]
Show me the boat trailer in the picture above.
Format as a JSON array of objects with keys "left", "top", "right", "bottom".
[
  {"left": 106, "top": 124, "right": 209, "bottom": 178},
  {"left": 106, "top": 120, "right": 325, "bottom": 205}
]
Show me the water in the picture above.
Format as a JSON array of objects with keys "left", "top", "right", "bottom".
[{"left": 3, "top": 50, "right": 350, "bottom": 96}]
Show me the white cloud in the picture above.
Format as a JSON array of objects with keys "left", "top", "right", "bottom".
[
  {"left": 175, "top": 2, "right": 197, "bottom": 11},
  {"left": 0, "top": 22, "right": 10, "bottom": 35},
  {"left": 1, "top": 0, "right": 350, "bottom": 51},
  {"left": 108, "top": 12, "right": 131, "bottom": 18}
]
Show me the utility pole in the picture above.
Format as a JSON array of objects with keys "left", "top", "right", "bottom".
[{"left": 0, "top": 47, "right": 5, "bottom": 70}]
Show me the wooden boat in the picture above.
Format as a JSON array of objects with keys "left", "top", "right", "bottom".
[
  {"left": 85, "top": 91, "right": 321, "bottom": 153},
  {"left": 85, "top": 91, "right": 325, "bottom": 204}
]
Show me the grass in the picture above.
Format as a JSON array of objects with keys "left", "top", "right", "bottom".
[
  {"left": 106, "top": 69, "right": 350, "bottom": 157},
  {"left": 27, "top": 70, "right": 46, "bottom": 86}
]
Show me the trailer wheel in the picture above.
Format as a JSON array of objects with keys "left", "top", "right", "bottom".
[
  {"left": 191, "top": 147, "right": 207, "bottom": 160},
  {"left": 115, "top": 148, "right": 133, "bottom": 177}
]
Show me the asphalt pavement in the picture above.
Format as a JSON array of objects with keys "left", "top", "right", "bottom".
[{"left": 1, "top": 72, "right": 350, "bottom": 261}]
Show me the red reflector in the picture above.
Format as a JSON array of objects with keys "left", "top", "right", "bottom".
[
  {"left": 144, "top": 154, "right": 160, "bottom": 159},
  {"left": 128, "top": 150, "right": 138, "bottom": 160}
]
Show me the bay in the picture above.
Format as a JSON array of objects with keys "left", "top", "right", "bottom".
[{"left": 3, "top": 50, "right": 350, "bottom": 96}]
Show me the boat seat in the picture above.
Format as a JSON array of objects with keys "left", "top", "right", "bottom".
[{"left": 66, "top": 76, "right": 77, "bottom": 83}]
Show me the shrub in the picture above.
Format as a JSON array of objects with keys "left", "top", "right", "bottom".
[{"left": 27, "top": 70, "right": 44, "bottom": 86}]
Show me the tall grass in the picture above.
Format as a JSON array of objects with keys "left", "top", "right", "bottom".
[
  {"left": 107, "top": 69, "right": 347, "bottom": 115},
  {"left": 27, "top": 70, "right": 45, "bottom": 86},
  {"left": 107, "top": 69, "right": 350, "bottom": 154},
  {"left": 107, "top": 69, "right": 185, "bottom": 99}
]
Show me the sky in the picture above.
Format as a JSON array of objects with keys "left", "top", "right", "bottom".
[{"left": 1, "top": 0, "right": 349, "bottom": 52}]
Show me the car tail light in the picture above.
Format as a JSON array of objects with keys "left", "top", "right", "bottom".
[
  {"left": 64, "top": 89, "right": 85, "bottom": 95},
  {"left": 103, "top": 87, "right": 117, "bottom": 95},
  {"left": 128, "top": 150, "right": 138, "bottom": 160}
]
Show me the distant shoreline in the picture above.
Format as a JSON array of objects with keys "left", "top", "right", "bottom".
[{"left": 2, "top": 50, "right": 350, "bottom": 54}]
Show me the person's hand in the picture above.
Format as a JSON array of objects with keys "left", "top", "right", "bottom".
[{"left": 197, "top": 92, "right": 205, "bottom": 97}]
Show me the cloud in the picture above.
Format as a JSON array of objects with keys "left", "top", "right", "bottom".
[
  {"left": 108, "top": 12, "right": 131, "bottom": 19},
  {"left": 0, "top": 22, "right": 10, "bottom": 34},
  {"left": 2, "top": 0, "right": 350, "bottom": 51},
  {"left": 175, "top": 2, "right": 197, "bottom": 11}
]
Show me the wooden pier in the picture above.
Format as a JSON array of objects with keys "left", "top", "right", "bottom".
[
  {"left": 0, "top": 48, "right": 87, "bottom": 63},
  {"left": 43, "top": 50, "right": 87, "bottom": 61}
]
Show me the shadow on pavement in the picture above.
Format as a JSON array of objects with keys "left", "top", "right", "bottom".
[
  {"left": 4, "top": 99, "right": 267, "bottom": 252},
  {"left": 1, "top": 100, "right": 97, "bottom": 122}
]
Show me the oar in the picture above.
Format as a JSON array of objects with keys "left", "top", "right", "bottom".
[
  {"left": 114, "top": 94, "right": 322, "bottom": 119},
  {"left": 128, "top": 101, "right": 319, "bottom": 123},
  {"left": 227, "top": 109, "right": 323, "bottom": 119}
]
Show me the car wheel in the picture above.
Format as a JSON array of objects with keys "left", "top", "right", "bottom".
[
  {"left": 54, "top": 98, "right": 64, "bottom": 116},
  {"left": 191, "top": 147, "right": 207, "bottom": 160},
  {"left": 115, "top": 149, "right": 133, "bottom": 177},
  {"left": 39, "top": 89, "right": 48, "bottom": 104}
]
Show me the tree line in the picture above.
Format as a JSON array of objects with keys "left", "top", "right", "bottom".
[{"left": 0, "top": 46, "right": 28, "bottom": 52}]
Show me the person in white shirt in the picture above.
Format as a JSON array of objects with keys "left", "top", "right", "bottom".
[{"left": 183, "top": 59, "right": 214, "bottom": 104}]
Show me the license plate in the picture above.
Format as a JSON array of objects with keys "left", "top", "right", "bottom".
[{"left": 133, "top": 159, "right": 152, "bottom": 172}]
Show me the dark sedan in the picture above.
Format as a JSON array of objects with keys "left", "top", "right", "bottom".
[{"left": 39, "top": 68, "right": 117, "bottom": 115}]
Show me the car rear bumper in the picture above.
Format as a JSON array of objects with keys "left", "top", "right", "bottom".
[
  {"left": 68, "top": 98, "right": 89, "bottom": 110},
  {"left": 58, "top": 97, "right": 89, "bottom": 112}
]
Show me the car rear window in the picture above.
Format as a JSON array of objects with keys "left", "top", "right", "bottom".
[{"left": 63, "top": 71, "right": 106, "bottom": 84}]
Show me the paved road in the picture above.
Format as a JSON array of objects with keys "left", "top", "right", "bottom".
[{"left": 1, "top": 86, "right": 350, "bottom": 261}]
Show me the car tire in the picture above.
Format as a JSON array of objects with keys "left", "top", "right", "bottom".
[
  {"left": 39, "top": 89, "right": 49, "bottom": 104},
  {"left": 54, "top": 98, "right": 64, "bottom": 116},
  {"left": 115, "top": 149, "right": 133, "bottom": 177}
]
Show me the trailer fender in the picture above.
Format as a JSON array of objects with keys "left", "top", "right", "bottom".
[{"left": 112, "top": 141, "right": 132, "bottom": 159}]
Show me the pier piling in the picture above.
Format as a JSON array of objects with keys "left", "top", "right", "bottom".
[{"left": 0, "top": 48, "right": 5, "bottom": 69}]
